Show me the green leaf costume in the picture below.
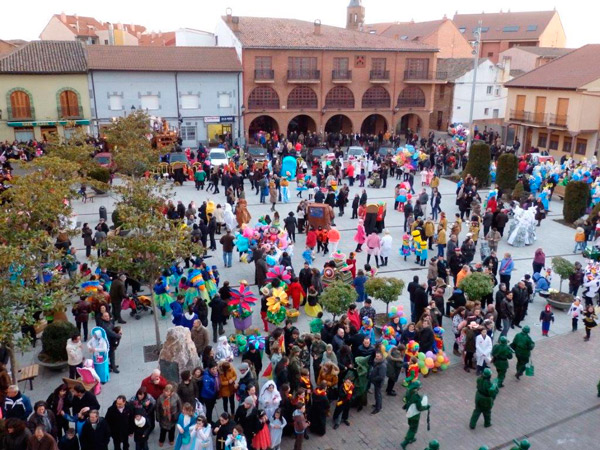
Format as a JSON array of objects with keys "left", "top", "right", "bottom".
[
  {"left": 510, "top": 327, "right": 535, "bottom": 378},
  {"left": 491, "top": 337, "right": 513, "bottom": 387},
  {"left": 469, "top": 370, "right": 498, "bottom": 429}
]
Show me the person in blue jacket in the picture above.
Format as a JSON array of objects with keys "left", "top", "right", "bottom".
[
  {"left": 200, "top": 363, "right": 219, "bottom": 424},
  {"left": 170, "top": 295, "right": 185, "bottom": 327}
]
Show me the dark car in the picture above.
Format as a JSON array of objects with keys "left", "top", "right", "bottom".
[
  {"left": 247, "top": 146, "right": 267, "bottom": 161},
  {"left": 168, "top": 152, "right": 190, "bottom": 165},
  {"left": 378, "top": 147, "right": 395, "bottom": 157},
  {"left": 310, "top": 147, "right": 329, "bottom": 160}
]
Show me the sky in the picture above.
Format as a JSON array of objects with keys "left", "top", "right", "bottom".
[{"left": 1, "top": 0, "right": 598, "bottom": 48}]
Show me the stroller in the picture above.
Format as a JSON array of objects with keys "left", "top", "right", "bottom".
[
  {"left": 122, "top": 293, "right": 153, "bottom": 320},
  {"left": 368, "top": 172, "right": 382, "bottom": 188}
]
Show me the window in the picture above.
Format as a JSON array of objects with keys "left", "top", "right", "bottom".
[
  {"left": 563, "top": 136, "right": 572, "bottom": 153},
  {"left": 59, "top": 89, "right": 80, "bottom": 118},
  {"left": 219, "top": 93, "right": 231, "bottom": 108},
  {"left": 180, "top": 125, "right": 197, "bottom": 142},
  {"left": 248, "top": 86, "right": 280, "bottom": 110},
  {"left": 255, "top": 56, "right": 272, "bottom": 70},
  {"left": 487, "top": 52, "right": 494, "bottom": 58},
  {"left": 141, "top": 95, "right": 159, "bottom": 110},
  {"left": 325, "top": 86, "right": 355, "bottom": 109},
  {"left": 486, "top": 86, "right": 493, "bottom": 95},
  {"left": 493, "top": 109, "right": 499, "bottom": 118},
  {"left": 537, "top": 133, "right": 548, "bottom": 148},
  {"left": 362, "top": 86, "right": 391, "bottom": 108},
  {"left": 108, "top": 95, "right": 123, "bottom": 111},
  {"left": 371, "top": 58, "right": 387, "bottom": 73},
  {"left": 459, "top": 27, "right": 466, "bottom": 33},
  {"left": 406, "top": 58, "right": 429, "bottom": 78},
  {"left": 397, "top": 86, "right": 426, "bottom": 108},
  {"left": 333, "top": 57, "right": 349, "bottom": 72},
  {"left": 180, "top": 94, "right": 199, "bottom": 110},
  {"left": 439, "top": 85, "right": 445, "bottom": 99},
  {"left": 288, "top": 57, "right": 318, "bottom": 78},
  {"left": 14, "top": 127, "right": 34, "bottom": 142},
  {"left": 484, "top": 108, "right": 489, "bottom": 115},
  {"left": 9, "top": 90, "right": 32, "bottom": 119},
  {"left": 503, "top": 26, "right": 520, "bottom": 32},
  {"left": 549, "top": 134, "right": 559, "bottom": 150},
  {"left": 287, "top": 86, "right": 318, "bottom": 109},
  {"left": 480, "top": 27, "right": 489, "bottom": 32},
  {"left": 527, "top": 25, "right": 538, "bottom": 32},
  {"left": 576, "top": 138, "right": 588, "bottom": 156},
  {"left": 495, "top": 87, "right": 500, "bottom": 96},
  {"left": 64, "top": 126, "right": 81, "bottom": 140}
]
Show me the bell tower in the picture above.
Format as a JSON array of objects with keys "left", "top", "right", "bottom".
[{"left": 346, "top": 0, "right": 365, "bottom": 31}]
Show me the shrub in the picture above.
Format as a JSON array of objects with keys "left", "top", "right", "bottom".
[
  {"left": 320, "top": 281, "right": 358, "bottom": 321},
  {"left": 552, "top": 257, "right": 575, "bottom": 292},
  {"left": 88, "top": 167, "right": 111, "bottom": 184},
  {"left": 458, "top": 272, "right": 493, "bottom": 302},
  {"left": 563, "top": 181, "right": 590, "bottom": 223},
  {"left": 365, "top": 277, "right": 405, "bottom": 315},
  {"left": 463, "top": 141, "right": 491, "bottom": 187},
  {"left": 511, "top": 181, "right": 525, "bottom": 202},
  {"left": 40, "top": 321, "right": 78, "bottom": 362},
  {"left": 496, "top": 154, "right": 518, "bottom": 191}
]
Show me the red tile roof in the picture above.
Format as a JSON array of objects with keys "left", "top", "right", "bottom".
[
  {"left": 365, "top": 20, "right": 446, "bottom": 41},
  {"left": 86, "top": 45, "right": 241, "bottom": 72},
  {"left": 505, "top": 45, "right": 600, "bottom": 89},
  {"left": 0, "top": 40, "right": 87, "bottom": 73},
  {"left": 223, "top": 16, "right": 435, "bottom": 52},
  {"left": 138, "top": 32, "right": 176, "bottom": 47},
  {"left": 55, "top": 14, "right": 146, "bottom": 38},
  {"left": 453, "top": 10, "right": 557, "bottom": 41}
]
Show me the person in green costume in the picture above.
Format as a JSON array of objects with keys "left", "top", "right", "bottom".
[
  {"left": 510, "top": 439, "right": 531, "bottom": 449},
  {"left": 491, "top": 336, "right": 513, "bottom": 387},
  {"left": 401, "top": 380, "right": 430, "bottom": 449},
  {"left": 469, "top": 368, "right": 498, "bottom": 429},
  {"left": 510, "top": 325, "right": 535, "bottom": 379},
  {"left": 424, "top": 440, "right": 440, "bottom": 449},
  {"left": 354, "top": 355, "right": 370, "bottom": 411}
]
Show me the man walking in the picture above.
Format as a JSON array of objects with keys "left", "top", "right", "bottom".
[
  {"left": 491, "top": 336, "right": 513, "bottom": 388},
  {"left": 219, "top": 229, "right": 235, "bottom": 268},
  {"left": 511, "top": 326, "right": 535, "bottom": 379},
  {"left": 109, "top": 273, "right": 127, "bottom": 324},
  {"left": 469, "top": 368, "right": 498, "bottom": 429},
  {"left": 368, "top": 351, "right": 387, "bottom": 415}
]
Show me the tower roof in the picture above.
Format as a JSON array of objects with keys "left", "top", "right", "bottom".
[{"left": 348, "top": 0, "right": 362, "bottom": 7}]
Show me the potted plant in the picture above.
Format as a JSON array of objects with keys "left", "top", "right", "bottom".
[
  {"left": 37, "top": 320, "right": 78, "bottom": 370},
  {"left": 228, "top": 282, "right": 257, "bottom": 332},
  {"left": 548, "top": 257, "right": 576, "bottom": 310},
  {"left": 365, "top": 277, "right": 405, "bottom": 327},
  {"left": 458, "top": 272, "right": 493, "bottom": 303},
  {"left": 319, "top": 281, "right": 357, "bottom": 321}
]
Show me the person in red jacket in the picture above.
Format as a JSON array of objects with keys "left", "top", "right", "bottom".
[
  {"left": 347, "top": 304, "right": 361, "bottom": 331},
  {"left": 305, "top": 228, "right": 317, "bottom": 251},
  {"left": 288, "top": 278, "right": 307, "bottom": 310},
  {"left": 140, "top": 369, "right": 167, "bottom": 400}
]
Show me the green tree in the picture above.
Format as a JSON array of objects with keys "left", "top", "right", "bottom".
[
  {"left": 511, "top": 180, "right": 525, "bottom": 202},
  {"left": 463, "top": 141, "right": 491, "bottom": 187},
  {"left": 563, "top": 181, "right": 590, "bottom": 223},
  {"left": 496, "top": 153, "right": 518, "bottom": 192},
  {"left": 365, "top": 277, "right": 405, "bottom": 315},
  {"left": 320, "top": 281, "right": 358, "bottom": 321},
  {"left": 97, "top": 176, "right": 203, "bottom": 348},
  {"left": 459, "top": 272, "right": 494, "bottom": 302},
  {"left": 551, "top": 256, "right": 575, "bottom": 292}
]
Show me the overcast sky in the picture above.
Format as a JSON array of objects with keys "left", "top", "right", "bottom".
[{"left": 2, "top": 0, "right": 597, "bottom": 48}]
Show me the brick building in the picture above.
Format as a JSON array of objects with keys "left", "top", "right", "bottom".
[{"left": 216, "top": 12, "right": 443, "bottom": 142}]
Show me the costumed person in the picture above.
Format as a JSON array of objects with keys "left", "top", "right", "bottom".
[
  {"left": 379, "top": 229, "right": 393, "bottom": 267},
  {"left": 583, "top": 304, "right": 598, "bottom": 341},
  {"left": 223, "top": 203, "right": 236, "bottom": 231},
  {"left": 510, "top": 439, "right": 532, "bottom": 450},
  {"left": 77, "top": 359, "right": 102, "bottom": 395},
  {"left": 235, "top": 198, "right": 252, "bottom": 228},
  {"left": 354, "top": 220, "right": 366, "bottom": 252},
  {"left": 539, "top": 304, "right": 554, "bottom": 336},
  {"left": 490, "top": 336, "right": 513, "bottom": 388},
  {"left": 308, "top": 381, "right": 329, "bottom": 436},
  {"left": 215, "top": 336, "right": 234, "bottom": 363},
  {"left": 400, "top": 380, "right": 430, "bottom": 449},
  {"left": 259, "top": 381, "right": 281, "bottom": 420},
  {"left": 87, "top": 327, "right": 110, "bottom": 384},
  {"left": 469, "top": 368, "right": 498, "bottom": 429},
  {"left": 332, "top": 378, "right": 354, "bottom": 429},
  {"left": 401, "top": 233, "right": 411, "bottom": 261},
  {"left": 153, "top": 275, "right": 173, "bottom": 317},
  {"left": 510, "top": 326, "right": 535, "bottom": 380}
]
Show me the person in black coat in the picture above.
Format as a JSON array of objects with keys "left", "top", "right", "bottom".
[
  {"left": 105, "top": 396, "right": 134, "bottom": 450},
  {"left": 242, "top": 346, "right": 263, "bottom": 377},
  {"left": 325, "top": 190, "right": 336, "bottom": 209},
  {"left": 213, "top": 412, "right": 235, "bottom": 450},
  {"left": 314, "top": 189, "right": 325, "bottom": 203},
  {"left": 71, "top": 385, "right": 100, "bottom": 416},
  {"left": 417, "top": 323, "right": 435, "bottom": 354},
  {"left": 351, "top": 194, "right": 360, "bottom": 219},
  {"left": 308, "top": 381, "right": 330, "bottom": 436},
  {"left": 80, "top": 411, "right": 111, "bottom": 450},
  {"left": 284, "top": 212, "right": 298, "bottom": 243},
  {"left": 413, "top": 284, "right": 429, "bottom": 323},
  {"left": 208, "top": 295, "right": 226, "bottom": 343},
  {"left": 207, "top": 215, "right": 217, "bottom": 250}
]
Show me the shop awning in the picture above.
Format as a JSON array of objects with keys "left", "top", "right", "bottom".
[{"left": 6, "top": 119, "right": 91, "bottom": 127}]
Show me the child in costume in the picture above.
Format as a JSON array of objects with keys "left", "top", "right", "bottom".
[
  {"left": 539, "top": 304, "right": 555, "bottom": 336},
  {"left": 153, "top": 275, "right": 172, "bottom": 317},
  {"left": 419, "top": 240, "right": 428, "bottom": 267},
  {"left": 302, "top": 248, "right": 314, "bottom": 266},
  {"left": 403, "top": 356, "right": 420, "bottom": 386},
  {"left": 433, "top": 327, "right": 445, "bottom": 353},
  {"left": 401, "top": 233, "right": 411, "bottom": 261},
  {"left": 583, "top": 304, "right": 598, "bottom": 341},
  {"left": 360, "top": 317, "right": 376, "bottom": 345}
]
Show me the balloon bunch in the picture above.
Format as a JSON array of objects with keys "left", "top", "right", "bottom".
[
  {"left": 228, "top": 282, "right": 257, "bottom": 319},
  {"left": 416, "top": 350, "right": 450, "bottom": 375},
  {"left": 236, "top": 223, "right": 292, "bottom": 265},
  {"left": 388, "top": 305, "right": 408, "bottom": 327},
  {"left": 451, "top": 124, "right": 469, "bottom": 149}
]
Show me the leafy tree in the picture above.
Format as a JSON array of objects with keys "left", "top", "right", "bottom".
[
  {"left": 319, "top": 281, "right": 358, "bottom": 321},
  {"left": 463, "top": 141, "right": 491, "bottom": 187},
  {"left": 511, "top": 180, "right": 525, "bottom": 202},
  {"left": 365, "top": 277, "right": 405, "bottom": 315},
  {"left": 459, "top": 272, "right": 493, "bottom": 302},
  {"left": 102, "top": 111, "right": 160, "bottom": 176},
  {"left": 563, "top": 181, "right": 590, "bottom": 223},
  {"left": 496, "top": 153, "right": 518, "bottom": 191},
  {"left": 552, "top": 257, "right": 575, "bottom": 292},
  {"left": 97, "top": 176, "right": 203, "bottom": 348}
]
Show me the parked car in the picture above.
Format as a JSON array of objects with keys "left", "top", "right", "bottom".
[
  {"left": 378, "top": 146, "right": 395, "bottom": 157},
  {"left": 346, "top": 146, "right": 366, "bottom": 159},
  {"left": 168, "top": 152, "right": 190, "bottom": 166},
  {"left": 93, "top": 152, "right": 114, "bottom": 169},
  {"left": 310, "top": 147, "right": 329, "bottom": 160},
  {"left": 209, "top": 148, "right": 228, "bottom": 167},
  {"left": 247, "top": 146, "right": 267, "bottom": 161}
]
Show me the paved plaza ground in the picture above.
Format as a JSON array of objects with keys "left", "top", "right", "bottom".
[{"left": 14, "top": 172, "right": 599, "bottom": 449}]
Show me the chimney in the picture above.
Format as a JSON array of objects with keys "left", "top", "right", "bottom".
[
  {"left": 314, "top": 19, "right": 321, "bottom": 35},
  {"left": 60, "top": 12, "right": 67, "bottom": 22},
  {"left": 226, "top": 7, "right": 233, "bottom": 23},
  {"left": 131, "top": 24, "right": 136, "bottom": 32},
  {"left": 231, "top": 16, "right": 239, "bottom": 32},
  {"left": 443, "top": 14, "right": 447, "bottom": 20}
]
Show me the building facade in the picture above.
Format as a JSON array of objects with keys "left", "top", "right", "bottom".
[
  {"left": 0, "top": 41, "right": 91, "bottom": 142},
  {"left": 86, "top": 46, "right": 242, "bottom": 147},
  {"left": 217, "top": 14, "right": 442, "bottom": 142},
  {"left": 498, "top": 46, "right": 572, "bottom": 74},
  {"left": 504, "top": 45, "right": 600, "bottom": 160},
  {"left": 453, "top": 10, "right": 566, "bottom": 63}
]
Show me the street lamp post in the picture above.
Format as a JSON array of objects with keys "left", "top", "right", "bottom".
[{"left": 467, "top": 20, "right": 482, "bottom": 150}]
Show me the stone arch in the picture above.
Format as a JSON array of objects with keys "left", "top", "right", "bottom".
[
  {"left": 248, "top": 86, "right": 280, "bottom": 110},
  {"left": 325, "top": 114, "right": 353, "bottom": 134},
  {"left": 397, "top": 86, "right": 426, "bottom": 108},
  {"left": 287, "top": 86, "right": 318, "bottom": 109},
  {"left": 324, "top": 86, "right": 355, "bottom": 109},
  {"left": 287, "top": 114, "right": 317, "bottom": 134},
  {"left": 362, "top": 86, "right": 391, "bottom": 108},
  {"left": 361, "top": 114, "right": 388, "bottom": 135},
  {"left": 56, "top": 87, "right": 82, "bottom": 118},
  {"left": 7, "top": 87, "right": 34, "bottom": 119},
  {"left": 248, "top": 115, "right": 279, "bottom": 141}
]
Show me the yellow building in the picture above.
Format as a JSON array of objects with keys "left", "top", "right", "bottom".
[
  {"left": 0, "top": 41, "right": 91, "bottom": 142},
  {"left": 504, "top": 44, "right": 600, "bottom": 160}
]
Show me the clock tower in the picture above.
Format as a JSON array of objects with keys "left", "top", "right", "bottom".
[{"left": 346, "top": 0, "right": 365, "bottom": 31}]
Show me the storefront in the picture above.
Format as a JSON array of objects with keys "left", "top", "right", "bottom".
[
  {"left": 6, "top": 119, "right": 90, "bottom": 141},
  {"left": 204, "top": 116, "right": 235, "bottom": 146}
]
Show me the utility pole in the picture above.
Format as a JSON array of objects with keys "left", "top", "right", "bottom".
[{"left": 467, "top": 20, "right": 482, "bottom": 150}]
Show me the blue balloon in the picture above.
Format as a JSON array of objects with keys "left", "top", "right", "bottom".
[{"left": 400, "top": 317, "right": 408, "bottom": 326}]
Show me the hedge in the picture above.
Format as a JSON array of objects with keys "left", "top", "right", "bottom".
[
  {"left": 496, "top": 153, "right": 518, "bottom": 191},
  {"left": 463, "top": 141, "right": 491, "bottom": 187},
  {"left": 563, "top": 181, "right": 590, "bottom": 223}
]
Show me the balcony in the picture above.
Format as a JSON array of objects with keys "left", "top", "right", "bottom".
[
  {"left": 509, "top": 109, "right": 552, "bottom": 126},
  {"left": 369, "top": 70, "right": 390, "bottom": 83},
  {"left": 403, "top": 70, "right": 448, "bottom": 83},
  {"left": 287, "top": 69, "right": 320, "bottom": 83},
  {"left": 254, "top": 69, "right": 275, "bottom": 83},
  {"left": 548, "top": 113, "right": 568, "bottom": 128},
  {"left": 57, "top": 105, "right": 84, "bottom": 120},
  {"left": 7, "top": 106, "right": 35, "bottom": 121},
  {"left": 397, "top": 98, "right": 426, "bottom": 108},
  {"left": 332, "top": 69, "right": 352, "bottom": 83}
]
